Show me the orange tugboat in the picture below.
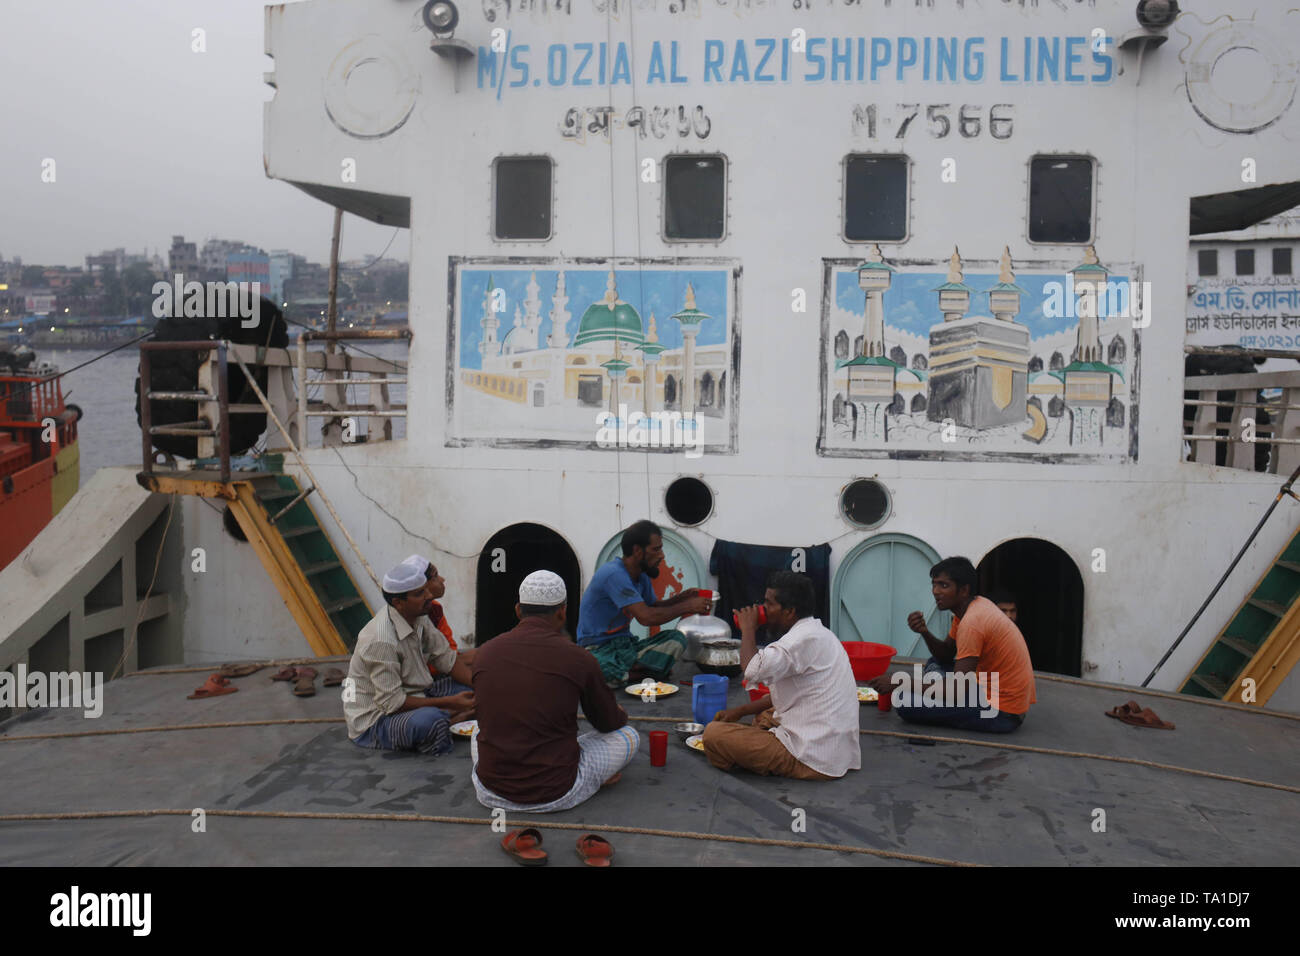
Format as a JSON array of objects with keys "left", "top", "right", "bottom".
[{"left": 0, "top": 345, "right": 81, "bottom": 570}]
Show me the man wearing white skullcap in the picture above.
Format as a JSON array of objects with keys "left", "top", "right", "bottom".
[
  {"left": 343, "top": 559, "right": 477, "bottom": 755},
  {"left": 470, "top": 569, "right": 639, "bottom": 813},
  {"left": 400, "top": 554, "right": 475, "bottom": 669}
]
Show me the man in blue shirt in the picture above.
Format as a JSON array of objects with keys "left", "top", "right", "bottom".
[{"left": 577, "top": 520, "right": 713, "bottom": 687}]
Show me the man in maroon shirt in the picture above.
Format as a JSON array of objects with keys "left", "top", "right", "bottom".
[{"left": 471, "top": 570, "right": 640, "bottom": 813}]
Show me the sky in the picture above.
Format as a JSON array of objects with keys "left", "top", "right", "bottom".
[{"left": 0, "top": 0, "right": 402, "bottom": 269}]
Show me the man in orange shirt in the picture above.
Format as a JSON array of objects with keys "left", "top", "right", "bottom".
[{"left": 871, "top": 557, "right": 1035, "bottom": 733}]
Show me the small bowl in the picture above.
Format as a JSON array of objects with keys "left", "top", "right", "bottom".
[{"left": 674, "top": 721, "right": 704, "bottom": 742}]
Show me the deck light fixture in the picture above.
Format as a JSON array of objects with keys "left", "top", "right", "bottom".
[
  {"left": 1135, "top": 0, "right": 1179, "bottom": 29},
  {"left": 423, "top": 0, "right": 459, "bottom": 38}
]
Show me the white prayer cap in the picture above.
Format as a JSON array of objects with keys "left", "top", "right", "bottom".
[
  {"left": 519, "top": 570, "right": 566, "bottom": 607},
  {"left": 383, "top": 561, "right": 427, "bottom": 594},
  {"left": 402, "top": 554, "right": 431, "bottom": 574}
]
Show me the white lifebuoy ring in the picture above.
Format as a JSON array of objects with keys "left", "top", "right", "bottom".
[
  {"left": 1185, "top": 23, "right": 1296, "bottom": 134},
  {"left": 323, "top": 35, "right": 421, "bottom": 140}
]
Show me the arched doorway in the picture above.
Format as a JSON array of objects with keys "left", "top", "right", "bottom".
[
  {"left": 977, "top": 537, "right": 1083, "bottom": 676},
  {"left": 831, "top": 534, "right": 952, "bottom": 657},
  {"left": 476, "top": 523, "right": 581, "bottom": 644}
]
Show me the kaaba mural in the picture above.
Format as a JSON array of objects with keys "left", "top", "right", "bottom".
[
  {"left": 446, "top": 257, "right": 739, "bottom": 451},
  {"left": 819, "top": 246, "right": 1139, "bottom": 462}
]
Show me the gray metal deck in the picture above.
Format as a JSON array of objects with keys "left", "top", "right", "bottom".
[{"left": 1, "top": 661, "right": 1296, "bottom": 866}]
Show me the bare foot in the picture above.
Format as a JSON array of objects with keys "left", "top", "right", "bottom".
[{"left": 601, "top": 772, "right": 622, "bottom": 788}]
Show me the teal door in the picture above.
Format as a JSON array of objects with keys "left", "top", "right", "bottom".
[
  {"left": 592, "top": 528, "right": 706, "bottom": 641},
  {"left": 831, "top": 533, "right": 952, "bottom": 658}
]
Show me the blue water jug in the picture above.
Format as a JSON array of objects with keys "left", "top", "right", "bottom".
[{"left": 692, "top": 673, "right": 729, "bottom": 724}]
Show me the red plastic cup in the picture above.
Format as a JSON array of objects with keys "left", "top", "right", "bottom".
[
  {"left": 747, "top": 682, "right": 770, "bottom": 702},
  {"left": 649, "top": 730, "right": 668, "bottom": 767},
  {"left": 733, "top": 606, "right": 767, "bottom": 628},
  {"left": 878, "top": 690, "right": 892, "bottom": 712}
]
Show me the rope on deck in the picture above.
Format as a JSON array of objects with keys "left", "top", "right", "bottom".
[
  {"left": 0, "top": 808, "right": 978, "bottom": 867},
  {"left": 854, "top": 727, "right": 1300, "bottom": 795},
  {"left": 2, "top": 714, "right": 1296, "bottom": 795},
  {"left": 1033, "top": 671, "right": 1300, "bottom": 723},
  {"left": 123, "top": 658, "right": 1300, "bottom": 723}
]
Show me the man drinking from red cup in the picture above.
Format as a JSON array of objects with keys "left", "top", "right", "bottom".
[{"left": 701, "top": 572, "right": 861, "bottom": 781}]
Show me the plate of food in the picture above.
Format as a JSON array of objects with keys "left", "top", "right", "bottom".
[
  {"left": 450, "top": 720, "right": 478, "bottom": 737},
  {"left": 624, "top": 682, "right": 679, "bottom": 699},
  {"left": 684, "top": 734, "right": 706, "bottom": 752},
  {"left": 857, "top": 687, "right": 879, "bottom": 703}
]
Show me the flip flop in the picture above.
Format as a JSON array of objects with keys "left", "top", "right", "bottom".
[
  {"left": 218, "top": 663, "right": 266, "bottom": 679},
  {"left": 501, "top": 828, "right": 548, "bottom": 866},
  {"left": 576, "top": 834, "right": 614, "bottom": 867},
  {"left": 292, "top": 667, "right": 318, "bottom": 698},
  {"left": 188, "top": 674, "right": 239, "bottom": 700},
  {"left": 1105, "top": 700, "right": 1175, "bottom": 730},
  {"left": 322, "top": 668, "right": 346, "bottom": 687},
  {"left": 270, "top": 666, "right": 298, "bottom": 682}
]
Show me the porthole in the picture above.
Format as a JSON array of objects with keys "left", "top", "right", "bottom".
[
  {"left": 665, "top": 476, "right": 714, "bottom": 526},
  {"left": 840, "top": 478, "right": 891, "bottom": 529}
]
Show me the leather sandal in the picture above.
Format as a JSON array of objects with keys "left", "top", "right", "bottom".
[
  {"left": 188, "top": 674, "right": 239, "bottom": 700},
  {"left": 218, "top": 663, "right": 265, "bottom": 679},
  {"left": 501, "top": 828, "right": 548, "bottom": 866},
  {"left": 322, "top": 668, "right": 346, "bottom": 687},
  {"left": 270, "top": 666, "right": 298, "bottom": 682},
  {"left": 292, "top": 667, "right": 317, "bottom": 697},
  {"left": 576, "top": 833, "right": 614, "bottom": 867}
]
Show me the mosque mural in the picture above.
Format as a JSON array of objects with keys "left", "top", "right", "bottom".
[
  {"left": 818, "top": 246, "right": 1139, "bottom": 462},
  {"left": 447, "top": 257, "right": 739, "bottom": 450}
]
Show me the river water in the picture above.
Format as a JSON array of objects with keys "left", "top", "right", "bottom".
[{"left": 43, "top": 338, "right": 408, "bottom": 482}]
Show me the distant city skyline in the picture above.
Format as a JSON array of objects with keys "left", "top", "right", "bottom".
[{"left": 0, "top": 0, "right": 404, "bottom": 268}]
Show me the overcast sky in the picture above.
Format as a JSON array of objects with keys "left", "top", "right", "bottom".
[{"left": 0, "top": 0, "right": 403, "bottom": 269}]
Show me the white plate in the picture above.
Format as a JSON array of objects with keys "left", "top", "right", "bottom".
[
  {"left": 857, "top": 687, "right": 879, "bottom": 703},
  {"left": 684, "top": 734, "right": 706, "bottom": 752},
  {"left": 624, "top": 682, "right": 679, "bottom": 699},
  {"left": 450, "top": 720, "right": 478, "bottom": 737}
]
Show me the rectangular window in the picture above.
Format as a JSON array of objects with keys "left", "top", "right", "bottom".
[
  {"left": 1028, "top": 156, "right": 1093, "bottom": 244},
  {"left": 493, "top": 157, "right": 552, "bottom": 240},
  {"left": 1197, "top": 249, "right": 1218, "bottom": 277},
  {"left": 1235, "top": 248, "right": 1255, "bottom": 276},
  {"left": 664, "top": 155, "right": 726, "bottom": 240},
  {"left": 843, "top": 155, "right": 909, "bottom": 242},
  {"left": 1274, "top": 247, "right": 1293, "bottom": 275}
]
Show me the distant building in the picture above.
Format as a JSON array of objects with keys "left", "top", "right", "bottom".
[{"left": 169, "top": 236, "right": 199, "bottom": 277}]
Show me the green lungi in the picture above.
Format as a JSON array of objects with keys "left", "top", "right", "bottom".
[{"left": 588, "top": 629, "right": 687, "bottom": 687}]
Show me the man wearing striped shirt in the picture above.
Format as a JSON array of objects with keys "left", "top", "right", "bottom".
[
  {"left": 343, "top": 558, "right": 476, "bottom": 755},
  {"left": 703, "top": 571, "right": 861, "bottom": 780}
]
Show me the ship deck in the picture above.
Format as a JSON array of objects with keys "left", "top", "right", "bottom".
[{"left": 1, "top": 660, "right": 1296, "bottom": 867}]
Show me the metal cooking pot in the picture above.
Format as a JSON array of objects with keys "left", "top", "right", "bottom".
[{"left": 678, "top": 613, "right": 733, "bottom": 662}]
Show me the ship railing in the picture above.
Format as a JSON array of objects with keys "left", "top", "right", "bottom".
[
  {"left": 292, "top": 329, "right": 409, "bottom": 448},
  {"left": 1183, "top": 346, "right": 1300, "bottom": 474}
]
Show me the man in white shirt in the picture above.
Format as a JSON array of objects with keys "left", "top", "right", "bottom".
[{"left": 702, "top": 572, "right": 861, "bottom": 780}]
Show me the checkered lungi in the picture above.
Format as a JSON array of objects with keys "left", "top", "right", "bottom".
[
  {"left": 470, "top": 725, "right": 640, "bottom": 813},
  {"left": 587, "top": 628, "right": 687, "bottom": 687},
  {"left": 351, "top": 676, "right": 470, "bottom": 756}
]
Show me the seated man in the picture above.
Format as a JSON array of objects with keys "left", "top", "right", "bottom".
[
  {"left": 703, "top": 571, "right": 861, "bottom": 781},
  {"left": 871, "top": 557, "right": 1036, "bottom": 734},
  {"left": 343, "top": 559, "right": 476, "bottom": 755},
  {"left": 402, "top": 554, "right": 475, "bottom": 669},
  {"left": 471, "top": 570, "right": 640, "bottom": 813},
  {"left": 576, "top": 519, "right": 712, "bottom": 687}
]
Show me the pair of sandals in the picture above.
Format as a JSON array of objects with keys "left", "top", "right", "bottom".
[
  {"left": 501, "top": 828, "right": 614, "bottom": 867},
  {"left": 187, "top": 662, "right": 267, "bottom": 699},
  {"left": 271, "top": 665, "right": 345, "bottom": 697}
]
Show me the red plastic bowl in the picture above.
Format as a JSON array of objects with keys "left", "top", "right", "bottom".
[{"left": 841, "top": 642, "right": 896, "bottom": 681}]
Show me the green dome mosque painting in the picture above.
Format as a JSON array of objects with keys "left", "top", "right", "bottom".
[{"left": 572, "top": 271, "right": 646, "bottom": 348}]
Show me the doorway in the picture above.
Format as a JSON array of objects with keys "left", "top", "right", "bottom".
[
  {"left": 475, "top": 523, "right": 581, "bottom": 644},
  {"left": 977, "top": 537, "right": 1083, "bottom": 676}
]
